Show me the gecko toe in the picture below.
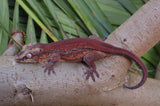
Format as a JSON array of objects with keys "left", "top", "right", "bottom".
[
  {"left": 48, "top": 70, "right": 51, "bottom": 75},
  {"left": 91, "top": 75, "right": 95, "bottom": 82},
  {"left": 95, "top": 71, "right": 99, "bottom": 78},
  {"left": 85, "top": 69, "right": 97, "bottom": 81},
  {"left": 52, "top": 70, "right": 55, "bottom": 74},
  {"left": 44, "top": 68, "right": 47, "bottom": 73}
]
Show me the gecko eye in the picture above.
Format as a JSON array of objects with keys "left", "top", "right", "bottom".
[{"left": 26, "top": 53, "right": 32, "bottom": 58}]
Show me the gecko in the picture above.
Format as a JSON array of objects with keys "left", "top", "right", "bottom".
[{"left": 15, "top": 37, "right": 148, "bottom": 89}]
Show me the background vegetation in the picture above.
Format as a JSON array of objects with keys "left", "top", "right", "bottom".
[{"left": 0, "top": 0, "right": 159, "bottom": 78}]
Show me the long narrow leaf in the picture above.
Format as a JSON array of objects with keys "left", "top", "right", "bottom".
[
  {"left": 68, "top": 0, "right": 108, "bottom": 38},
  {"left": 97, "top": 2, "right": 130, "bottom": 25},
  {"left": 53, "top": 8, "right": 88, "bottom": 38},
  {"left": 17, "top": 0, "right": 58, "bottom": 41},
  {"left": 141, "top": 58, "right": 155, "bottom": 78},
  {"left": 142, "top": 48, "right": 160, "bottom": 67},
  {"left": 26, "top": 16, "right": 37, "bottom": 44},
  {"left": 84, "top": 0, "right": 114, "bottom": 33},
  {"left": 25, "top": 0, "right": 61, "bottom": 39},
  {"left": 43, "top": 0, "right": 66, "bottom": 39},
  {"left": 40, "top": 30, "right": 48, "bottom": 43},
  {"left": 117, "top": 0, "right": 137, "bottom": 14},
  {"left": 0, "top": 0, "right": 9, "bottom": 54},
  {"left": 53, "top": 0, "right": 90, "bottom": 35},
  {"left": 13, "top": 0, "right": 19, "bottom": 30}
]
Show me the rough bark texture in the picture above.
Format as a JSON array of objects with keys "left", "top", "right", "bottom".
[{"left": 0, "top": 0, "right": 160, "bottom": 105}]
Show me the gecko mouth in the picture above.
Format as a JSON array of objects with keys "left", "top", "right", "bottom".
[
  {"left": 15, "top": 54, "right": 28, "bottom": 63},
  {"left": 15, "top": 56, "right": 39, "bottom": 63},
  {"left": 15, "top": 56, "right": 24, "bottom": 63}
]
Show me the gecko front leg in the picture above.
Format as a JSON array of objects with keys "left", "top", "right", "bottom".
[
  {"left": 83, "top": 51, "right": 110, "bottom": 81},
  {"left": 43, "top": 53, "right": 60, "bottom": 75}
]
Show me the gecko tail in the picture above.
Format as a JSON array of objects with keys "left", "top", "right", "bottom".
[
  {"left": 114, "top": 48, "right": 148, "bottom": 89},
  {"left": 101, "top": 45, "right": 148, "bottom": 89}
]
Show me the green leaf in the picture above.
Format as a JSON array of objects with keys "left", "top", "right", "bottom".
[
  {"left": 154, "top": 42, "right": 160, "bottom": 55},
  {"left": 43, "top": 0, "right": 66, "bottom": 39},
  {"left": 53, "top": 8, "right": 88, "bottom": 38},
  {"left": 97, "top": 2, "right": 131, "bottom": 25},
  {"left": 84, "top": 0, "right": 114, "bottom": 33},
  {"left": 17, "top": 0, "right": 58, "bottom": 41},
  {"left": 53, "top": 0, "right": 90, "bottom": 35},
  {"left": 141, "top": 58, "right": 155, "bottom": 78},
  {"left": 0, "top": 0, "right": 9, "bottom": 55},
  {"left": 40, "top": 30, "right": 48, "bottom": 44},
  {"left": 68, "top": 0, "right": 108, "bottom": 38},
  {"left": 142, "top": 48, "right": 160, "bottom": 67},
  {"left": 131, "top": 0, "right": 144, "bottom": 9},
  {"left": 12, "top": 0, "right": 19, "bottom": 30},
  {"left": 25, "top": 16, "right": 37, "bottom": 44},
  {"left": 117, "top": 0, "right": 137, "bottom": 14}
]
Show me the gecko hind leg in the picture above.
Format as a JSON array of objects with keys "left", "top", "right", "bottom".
[{"left": 83, "top": 51, "right": 107, "bottom": 81}]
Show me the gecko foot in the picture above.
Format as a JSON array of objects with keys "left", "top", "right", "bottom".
[
  {"left": 85, "top": 68, "right": 99, "bottom": 81},
  {"left": 42, "top": 62, "right": 56, "bottom": 75}
]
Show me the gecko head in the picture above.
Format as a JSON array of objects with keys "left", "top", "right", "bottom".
[{"left": 16, "top": 43, "right": 42, "bottom": 63}]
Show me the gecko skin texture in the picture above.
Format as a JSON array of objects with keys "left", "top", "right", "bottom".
[{"left": 16, "top": 37, "right": 148, "bottom": 89}]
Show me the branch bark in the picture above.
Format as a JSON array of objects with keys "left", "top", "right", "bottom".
[{"left": 1, "top": 0, "right": 160, "bottom": 105}]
